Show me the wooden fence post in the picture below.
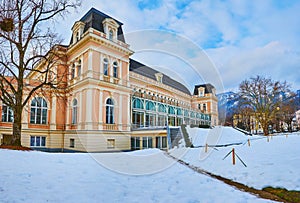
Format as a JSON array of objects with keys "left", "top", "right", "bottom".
[{"left": 232, "top": 148, "right": 236, "bottom": 165}]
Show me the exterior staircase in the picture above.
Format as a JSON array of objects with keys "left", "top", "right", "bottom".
[{"left": 180, "top": 125, "right": 193, "bottom": 148}]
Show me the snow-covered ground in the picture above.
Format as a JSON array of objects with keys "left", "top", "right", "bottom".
[
  {"left": 1, "top": 126, "right": 299, "bottom": 202},
  {"left": 170, "top": 126, "right": 300, "bottom": 191},
  {"left": 1, "top": 146, "right": 272, "bottom": 202}
]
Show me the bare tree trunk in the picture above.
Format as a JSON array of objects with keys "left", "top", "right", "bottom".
[
  {"left": 11, "top": 120, "right": 22, "bottom": 146},
  {"left": 2, "top": 106, "right": 22, "bottom": 146},
  {"left": 262, "top": 121, "right": 269, "bottom": 136}
]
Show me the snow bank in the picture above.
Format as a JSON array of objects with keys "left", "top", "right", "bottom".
[
  {"left": 171, "top": 127, "right": 300, "bottom": 191},
  {"left": 187, "top": 126, "right": 257, "bottom": 147},
  {"left": 0, "top": 148, "right": 272, "bottom": 202}
]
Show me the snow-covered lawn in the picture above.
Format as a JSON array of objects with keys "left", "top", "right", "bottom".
[
  {"left": 170, "top": 126, "right": 300, "bottom": 191},
  {"left": 1, "top": 126, "right": 298, "bottom": 202},
  {"left": 1, "top": 146, "right": 272, "bottom": 202}
]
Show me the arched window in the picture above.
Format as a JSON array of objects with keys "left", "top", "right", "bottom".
[
  {"left": 177, "top": 108, "right": 182, "bottom": 116},
  {"left": 184, "top": 110, "right": 189, "bottom": 117},
  {"left": 158, "top": 103, "right": 166, "bottom": 113},
  {"left": 133, "top": 98, "right": 144, "bottom": 109},
  {"left": 146, "top": 101, "right": 155, "bottom": 111},
  {"left": 109, "top": 29, "right": 114, "bottom": 40},
  {"left": 168, "top": 106, "right": 175, "bottom": 115},
  {"left": 106, "top": 98, "right": 114, "bottom": 124},
  {"left": 113, "top": 61, "right": 118, "bottom": 78},
  {"left": 2, "top": 104, "right": 13, "bottom": 122},
  {"left": 103, "top": 58, "right": 108, "bottom": 76},
  {"left": 30, "top": 97, "right": 47, "bottom": 124},
  {"left": 72, "top": 99, "right": 78, "bottom": 124},
  {"left": 77, "top": 60, "right": 81, "bottom": 76},
  {"left": 71, "top": 64, "right": 75, "bottom": 79}
]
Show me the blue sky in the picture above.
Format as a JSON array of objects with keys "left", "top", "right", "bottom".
[{"left": 55, "top": 0, "right": 300, "bottom": 93}]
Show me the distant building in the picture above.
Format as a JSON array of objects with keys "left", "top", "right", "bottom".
[
  {"left": 0, "top": 8, "right": 218, "bottom": 152},
  {"left": 295, "top": 110, "right": 300, "bottom": 130}
]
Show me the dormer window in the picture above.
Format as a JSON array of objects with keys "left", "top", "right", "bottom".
[
  {"left": 76, "top": 32, "right": 80, "bottom": 42},
  {"left": 102, "top": 18, "right": 119, "bottom": 42},
  {"left": 109, "top": 29, "right": 114, "bottom": 41},
  {"left": 71, "top": 21, "right": 85, "bottom": 45},
  {"left": 155, "top": 73, "right": 163, "bottom": 83},
  {"left": 198, "top": 87, "right": 205, "bottom": 97}
]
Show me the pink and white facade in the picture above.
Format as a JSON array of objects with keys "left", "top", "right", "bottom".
[{"left": 0, "top": 8, "right": 218, "bottom": 152}]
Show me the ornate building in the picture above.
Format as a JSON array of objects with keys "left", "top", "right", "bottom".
[{"left": 0, "top": 8, "right": 218, "bottom": 152}]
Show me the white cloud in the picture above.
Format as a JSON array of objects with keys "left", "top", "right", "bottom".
[
  {"left": 53, "top": 0, "right": 300, "bottom": 92},
  {"left": 208, "top": 41, "right": 300, "bottom": 91}
]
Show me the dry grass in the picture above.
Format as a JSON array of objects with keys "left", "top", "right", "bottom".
[{"left": 0, "top": 145, "right": 31, "bottom": 151}]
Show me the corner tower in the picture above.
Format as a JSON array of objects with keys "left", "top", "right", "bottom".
[
  {"left": 65, "top": 8, "right": 134, "bottom": 152},
  {"left": 192, "top": 84, "right": 218, "bottom": 126}
]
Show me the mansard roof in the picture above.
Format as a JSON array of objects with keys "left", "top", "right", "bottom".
[
  {"left": 129, "top": 59, "right": 191, "bottom": 95},
  {"left": 70, "top": 8, "right": 125, "bottom": 44},
  {"left": 193, "top": 84, "right": 215, "bottom": 95}
]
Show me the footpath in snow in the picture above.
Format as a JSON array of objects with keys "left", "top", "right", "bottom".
[{"left": 170, "top": 126, "right": 300, "bottom": 191}]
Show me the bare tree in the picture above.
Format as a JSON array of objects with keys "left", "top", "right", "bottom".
[
  {"left": 0, "top": 0, "right": 80, "bottom": 146},
  {"left": 238, "top": 75, "right": 292, "bottom": 135},
  {"left": 235, "top": 106, "right": 253, "bottom": 132},
  {"left": 280, "top": 96, "right": 297, "bottom": 132}
]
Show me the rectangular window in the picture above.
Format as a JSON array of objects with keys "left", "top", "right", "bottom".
[
  {"left": 158, "top": 115, "right": 166, "bottom": 126},
  {"left": 36, "top": 136, "right": 41, "bottom": 146},
  {"left": 145, "top": 113, "right": 156, "bottom": 127},
  {"left": 132, "top": 111, "right": 144, "bottom": 128},
  {"left": 107, "top": 139, "right": 115, "bottom": 149},
  {"left": 142, "top": 137, "right": 153, "bottom": 149},
  {"left": 1, "top": 105, "right": 14, "bottom": 122},
  {"left": 30, "top": 136, "right": 46, "bottom": 147},
  {"left": 70, "top": 138, "right": 75, "bottom": 148},
  {"left": 162, "top": 137, "right": 167, "bottom": 148},
  {"left": 169, "top": 116, "right": 175, "bottom": 126},
  {"left": 177, "top": 117, "right": 183, "bottom": 126},
  {"left": 156, "top": 136, "right": 167, "bottom": 149},
  {"left": 131, "top": 137, "right": 140, "bottom": 150}
]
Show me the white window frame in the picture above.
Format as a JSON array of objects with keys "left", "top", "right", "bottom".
[
  {"left": 103, "top": 58, "right": 109, "bottom": 76},
  {"left": 2, "top": 104, "right": 14, "bottom": 122},
  {"left": 30, "top": 97, "right": 48, "bottom": 124},
  {"left": 72, "top": 99, "right": 78, "bottom": 124},
  {"left": 106, "top": 98, "right": 114, "bottom": 124},
  {"left": 30, "top": 136, "right": 46, "bottom": 147},
  {"left": 113, "top": 61, "right": 118, "bottom": 78}
]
